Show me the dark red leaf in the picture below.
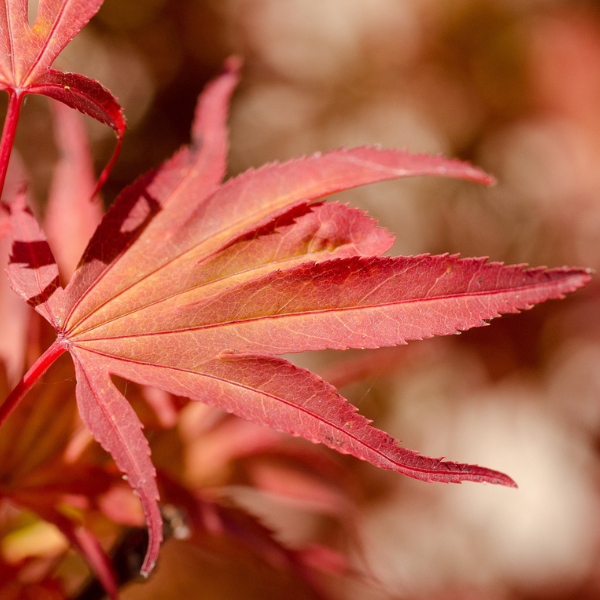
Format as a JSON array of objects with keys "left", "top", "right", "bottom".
[{"left": 30, "top": 70, "right": 126, "bottom": 194}]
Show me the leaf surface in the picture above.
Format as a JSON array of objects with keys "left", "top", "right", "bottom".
[
  {"left": 6, "top": 63, "right": 592, "bottom": 576},
  {"left": 67, "top": 255, "right": 591, "bottom": 356},
  {"left": 56, "top": 146, "right": 494, "bottom": 330}
]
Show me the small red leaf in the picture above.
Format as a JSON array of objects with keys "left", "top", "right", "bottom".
[
  {"left": 30, "top": 70, "right": 126, "bottom": 195},
  {"left": 0, "top": 1, "right": 125, "bottom": 188},
  {"left": 0, "top": 0, "right": 105, "bottom": 88},
  {"left": 159, "top": 474, "right": 341, "bottom": 592},
  {"left": 31, "top": 71, "right": 125, "bottom": 135}
]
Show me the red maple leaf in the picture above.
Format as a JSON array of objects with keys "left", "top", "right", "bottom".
[
  {"left": 3, "top": 59, "right": 591, "bottom": 577},
  {"left": 0, "top": 0, "right": 125, "bottom": 193}
]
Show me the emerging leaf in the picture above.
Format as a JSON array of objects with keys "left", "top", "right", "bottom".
[{"left": 5, "top": 60, "right": 592, "bottom": 576}]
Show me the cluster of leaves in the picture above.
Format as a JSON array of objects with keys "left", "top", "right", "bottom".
[{"left": 0, "top": 1, "right": 591, "bottom": 597}]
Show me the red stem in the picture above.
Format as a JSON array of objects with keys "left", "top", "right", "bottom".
[
  {"left": 0, "top": 89, "right": 24, "bottom": 199},
  {"left": 0, "top": 339, "right": 67, "bottom": 428}
]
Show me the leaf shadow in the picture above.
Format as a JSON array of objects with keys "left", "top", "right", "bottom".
[
  {"left": 9, "top": 239, "right": 61, "bottom": 306},
  {"left": 10, "top": 239, "right": 57, "bottom": 268},
  {"left": 78, "top": 172, "right": 162, "bottom": 269},
  {"left": 24, "top": 277, "right": 61, "bottom": 308}
]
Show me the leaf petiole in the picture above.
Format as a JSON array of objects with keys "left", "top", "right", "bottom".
[
  {"left": 0, "top": 90, "right": 25, "bottom": 199},
  {"left": 0, "top": 338, "right": 67, "bottom": 428}
]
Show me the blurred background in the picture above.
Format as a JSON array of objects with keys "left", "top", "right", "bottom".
[{"left": 11, "top": 0, "right": 600, "bottom": 598}]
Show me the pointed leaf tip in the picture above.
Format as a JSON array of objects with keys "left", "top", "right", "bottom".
[
  {"left": 223, "top": 55, "right": 243, "bottom": 73},
  {"left": 94, "top": 352, "right": 516, "bottom": 489},
  {"left": 72, "top": 355, "right": 163, "bottom": 577}
]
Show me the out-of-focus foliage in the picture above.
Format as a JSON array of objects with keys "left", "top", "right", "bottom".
[{"left": 4, "top": 0, "right": 600, "bottom": 598}]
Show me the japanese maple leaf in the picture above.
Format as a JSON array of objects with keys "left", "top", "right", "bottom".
[
  {"left": 0, "top": 0, "right": 124, "bottom": 190},
  {"left": 4, "top": 60, "right": 592, "bottom": 576}
]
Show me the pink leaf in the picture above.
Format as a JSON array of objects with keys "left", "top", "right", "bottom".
[
  {"left": 45, "top": 101, "right": 103, "bottom": 281},
  {"left": 0, "top": 203, "right": 27, "bottom": 384}
]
